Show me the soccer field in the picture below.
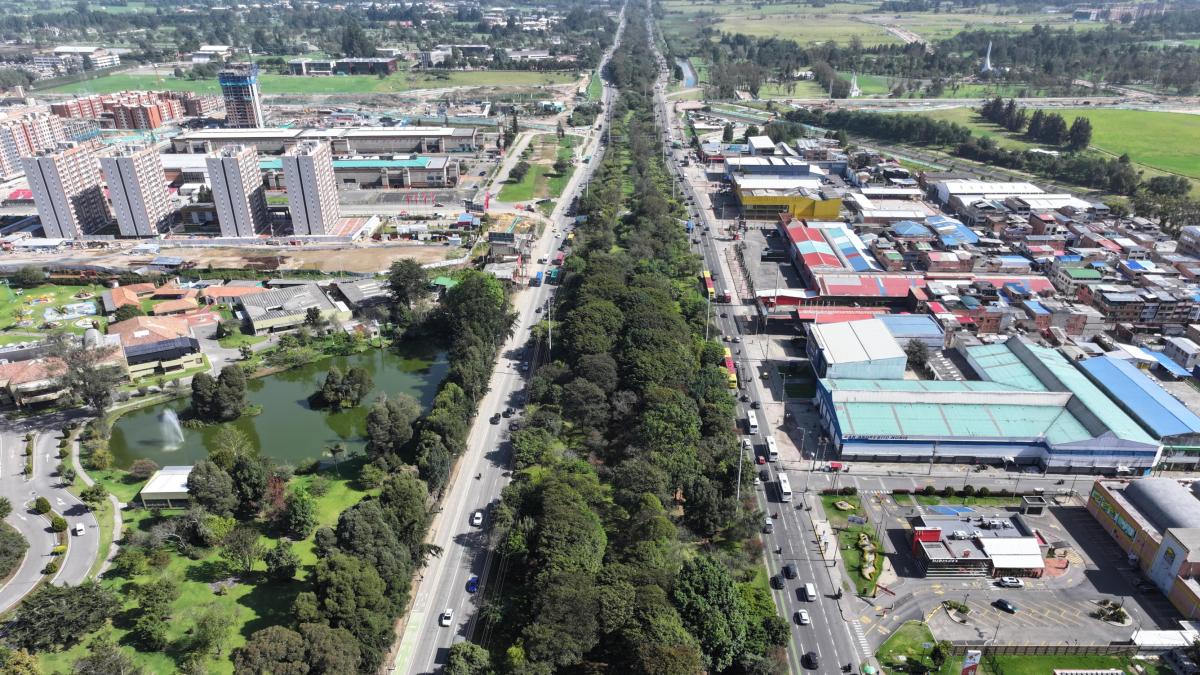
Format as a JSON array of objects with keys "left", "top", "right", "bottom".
[{"left": 40, "top": 70, "right": 579, "bottom": 96}]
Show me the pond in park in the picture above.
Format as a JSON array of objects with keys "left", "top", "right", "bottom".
[{"left": 108, "top": 342, "right": 448, "bottom": 469}]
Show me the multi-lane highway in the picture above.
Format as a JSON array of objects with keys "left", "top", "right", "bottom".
[
  {"left": 389, "top": 9, "right": 625, "bottom": 674},
  {"left": 647, "top": 14, "right": 864, "bottom": 673}
]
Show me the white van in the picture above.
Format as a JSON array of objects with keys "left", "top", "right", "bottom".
[{"left": 802, "top": 583, "right": 817, "bottom": 601}]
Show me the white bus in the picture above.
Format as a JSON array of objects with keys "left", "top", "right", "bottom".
[
  {"left": 746, "top": 411, "right": 759, "bottom": 435},
  {"left": 777, "top": 473, "right": 792, "bottom": 503},
  {"left": 765, "top": 436, "right": 779, "bottom": 463}
]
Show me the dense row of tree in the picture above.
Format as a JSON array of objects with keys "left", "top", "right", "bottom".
[
  {"left": 979, "top": 98, "right": 1092, "bottom": 150},
  {"left": 774, "top": 107, "right": 972, "bottom": 147},
  {"left": 474, "top": 5, "right": 786, "bottom": 673}
]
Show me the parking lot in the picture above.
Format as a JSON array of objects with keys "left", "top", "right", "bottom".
[{"left": 858, "top": 497, "right": 1184, "bottom": 648}]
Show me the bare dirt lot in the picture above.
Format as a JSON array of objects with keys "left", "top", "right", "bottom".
[{"left": 158, "top": 244, "right": 459, "bottom": 273}]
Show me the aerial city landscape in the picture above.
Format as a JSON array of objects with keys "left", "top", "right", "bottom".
[{"left": 0, "top": 0, "right": 1199, "bottom": 673}]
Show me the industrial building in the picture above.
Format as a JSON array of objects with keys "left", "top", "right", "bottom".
[
  {"left": 218, "top": 63, "right": 266, "bottom": 128},
  {"left": 1079, "top": 356, "right": 1200, "bottom": 470},
  {"left": 237, "top": 283, "right": 343, "bottom": 334},
  {"left": 815, "top": 336, "right": 1161, "bottom": 471},
  {"left": 1088, "top": 478, "right": 1200, "bottom": 620},
  {"left": 23, "top": 143, "right": 110, "bottom": 239},
  {"left": 170, "top": 126, "right": 478, "bottom": 156},
  {"left": 101, "top": 145, "right": 173, "bottom": 237},
  {"left": 806, "top": 318, "right": 907, "bottom": 380},
  {"left": 207, "top": 144, "right": 269, "bottom": 238},
  {"left": 732, "top": 174, "right": 840, "bottom": 220},
  {"left": 280, "top": 140, "right": 339, "bottom": 235}
]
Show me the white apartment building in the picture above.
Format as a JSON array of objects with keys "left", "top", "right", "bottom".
[
  {"left": 0, "top": 110, "right": 66, "bottom": 180},
  {"left": 101, "top": 146, "right": 172, "bottom": 237},
  {"left": 23, "top": 143, "right": 110, "bottom": 239},
  {"left": 281, "top": 140, "right": 339, "bottom": 235},
  {"left": 206, "top": 144, "right": 268, "bottom": 238}
]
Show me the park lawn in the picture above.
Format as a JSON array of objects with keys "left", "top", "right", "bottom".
[
  {"left": 499, "top": 163, "right": 547, "bottom": 202},
  {"left": 0, "top": 283, "right": 106, "bottom": 338},
  {"left": 715, "top": 13, "right": 899, "bottom": 46},
  {"left": 876, "top": 621, "right": 958, "bottom": 675},
  {"left": 587, "top": 69, "right": 603, "bottom": 101},
  {"left": 88, "top": 468, "right": 148, "bottom": 505},
  {"left": 38, "top": 462, "right": 369, "bottom": 674},
  {"left": 42, "top": 70, "right": 577, "bottom": 96},
  {"left": 889, "top": 9, "right": 1107, "bottom": 42},
  {"left": 217, "top": 332, "right": 267, "bottom": 350},
  {"left": 1052, "top": 107, "right": 1200, "bottom": 179},
  {"left": 821, "top": 494, "right": 880, "bottom": 595}
]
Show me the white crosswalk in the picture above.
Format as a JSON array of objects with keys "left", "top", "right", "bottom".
[{"left": 849, "top": 619, "right": 871, "bottom": 656}]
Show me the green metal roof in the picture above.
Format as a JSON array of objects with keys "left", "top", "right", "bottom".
[
  {"left": 967, "top": 343, "right": 1047, "bottom": 392},
  {"left": 1065, "top": 267, "right": 1102, "bottom": 280},
  {"left": 832, "top": 400, "right": 1091, "bottom": 443},
  {"left": 822, "top": 379, "right": 1027, "bottom": 394}
]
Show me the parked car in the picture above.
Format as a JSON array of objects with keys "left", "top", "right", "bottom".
[
  {"left": 794, "top": 609, "right": 810, "bottom": 625},
  {"left": 490, "top": 413, "right": 501, "bottom": 425},
  {"left": 439, "top": 609, "right": 454, "bottom": 627},
  {"left": 998, "top": 577, "right": 1024, "bottom": 588},
  {"left": 994, "top": 599, "right": 1018, "bottom": 613}
]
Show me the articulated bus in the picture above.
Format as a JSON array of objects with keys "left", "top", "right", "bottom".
[
  {"left": 777, "top": 473, "right": 792, "bottom": 503},
  {"left": 701, "top": 270, "right": 715, "bottom": 300},
  {"left": 722, "top": 347, "right": 738, "bottom": 389}
]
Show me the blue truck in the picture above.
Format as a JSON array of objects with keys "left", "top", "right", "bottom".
[
  {"left": 685, "top": 220, "right": 694, "bottom": 233},
  {"left": 531, "top": 271, "right": 544, "bottom": 287}
]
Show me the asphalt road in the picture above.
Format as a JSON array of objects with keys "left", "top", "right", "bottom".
[
  {"left": 0, "top": 411, "right": 100, "bottom": 614},
  {"left": 389, "top": 11, "right": 625, "bottom": 673}
]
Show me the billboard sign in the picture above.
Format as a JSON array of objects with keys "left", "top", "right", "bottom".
[{"left": 961, "top": 649, "right": 981, "bottom": 675}]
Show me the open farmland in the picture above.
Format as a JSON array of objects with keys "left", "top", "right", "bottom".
[
  {"left": 912, "top": 106, "right": 1200, "bottom": 182},
  {"left": 40, "top": 70, "right": 578, "bottom": 96}
]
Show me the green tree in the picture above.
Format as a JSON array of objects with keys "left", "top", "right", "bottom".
[
  {"left": 388, "top": 258, "right": 428, "bottom": 311},
  {"left": 447, "top": 640, "right": 492, "bottom": 674},
  {"left": 365, "top": 394, "right": 420, "bottom": 460},
  {"left": 190, "top": 602, "right": 237, "bottom": 658},
  {"left": 187, "top": 460, "right": 238, "bottom": 516},
  {"left": 6, "top": 582, "right": 120, "bottom": 651},
  {"left": 50, "top": 515, "right": 67, "bottom": 532},
  {"left": 80, "top": 483, "right": 107, "bottom": 510},
  {"left": 0, "top": 496, "right": 11, "bottom": 520},
  {"left": 221, "top": 525, "right": 266, "bottom": 575},
  {"left": 671, "top": 555, "right": 749, "bottom": 672},
  {"left": 265, "top": 539, "right": 299, "bottom": 581},
  {"left": 1067, "top": 116, "right": 1093, "bottom": 151},
  {"left": 0, "top": 646, "right": 40, "bottom": 675},
  {"left": 905, "top": 338, "right": 930, "bottom": 369},
  {"left": 722, "top": 122, "right": 734, "bottom": 142},
  {"left": 232, "top": 625, "right": 307, "bottom": 675},
  {"left": 72, "top": 635, "right": 141, "bottom": 675},
  {"left": 50, "top": 333, "right": 124, "bottom": 416},
  {"left": 111, "top": 304, "right": 146, "bottom": 323},
  {"left": 33, "top": 496, "right": 50, "bottom": 514},
  {"left": 339, "top": 15, "right": 376, "bottom": 57},
  {"left": 229, "top": 455, "right": 268, "bottom": 514},
  {"left": 302, "top": 553, "right": 395, "bottom": 667},
  {"left": 10, "top": 266, "right": 43, "bottom": 288},
  {"left": 284, "top": 488, "right": 317, "bottom": 539},
  {"left": 324, "top": 442, "right": 347, "bottom": 476},
  {"left": 209, "top": 425, "right": 254, "bottom": 471}
]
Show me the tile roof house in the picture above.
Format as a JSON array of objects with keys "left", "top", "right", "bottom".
[
  {"left": 151, "top": 298, "right": 200, "bottom": 315},
  {"left": 107, "top": 316, "right": 202, "bottom": 378},
  {"left": 0, "top": 357, "right": 66, "bottom": 407},
  {"left": 100, "top": 281, "right": 158, "bottom": 314}
]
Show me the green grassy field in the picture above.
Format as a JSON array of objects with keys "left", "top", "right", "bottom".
[
  {"left": 41, "top": 70, "right": 578, "bottom": 95},
  {"left": 911, "top": 106, "right": 1200, "bottom": 182},
  {"left": 38, "top": 460, "right": 371, "bottom": 674},
  {"left": 499, "top": 134, "right": 577, "bottom": 203},
  {"left": 876, "top": 621, "right": 959, "bottom": 675}
]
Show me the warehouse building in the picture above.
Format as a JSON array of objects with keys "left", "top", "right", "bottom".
[
  {"left": 806, "top": 318, "right": 907, "bottom": 380},
  {"left": 732, "top": 174, "right": 841, "bottom": 221},
  {"left": 816, "top": 336, "right": 1161, "bottom": 471},
  {"left": 1088, "top": 478, "right": 1200, "bottom": 620},
  {"left": 139, "top": 466, "right": 192, "bottom": 508}
]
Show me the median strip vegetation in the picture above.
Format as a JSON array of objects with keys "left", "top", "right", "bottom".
[{"left": 452, "top": 5, "right": 789, "bottom": 672}]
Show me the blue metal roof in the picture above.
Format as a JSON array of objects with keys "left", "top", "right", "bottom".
[
  {"left": 1079, "top": 355, "right": 1200, "bottom": 439},
  {"left": 890, "top": 220, "right": 932, "bottom": 238},
  {"left": 1024, "top": 300, "right": 1049, "bottom": 315},
  {"left": 1151, "top": 351, "right": 1193, "bottom": 379},
  {"left": 876, "top": 314, "right": 944, "bottom": 338}
]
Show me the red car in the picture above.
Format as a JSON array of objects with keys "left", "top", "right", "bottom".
[{"left": 756, "top": 455, "right": 766, "bottom": 465}]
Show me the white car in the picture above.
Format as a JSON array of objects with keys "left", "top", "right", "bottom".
[
  {"left": 471, "top": 510, "right": 484, "bottom": 527},
  {"left": 795, "top": 609, "right": 810, "bottom": 625},
  {"left": 998, "top": 577, "right": 1024, "bottom": 588},
  {"left": 439, "top": 609, "right": 453, "bottom": 627},
  {"left": 72, "top": 523, "right": 85, "bottom": 536}
]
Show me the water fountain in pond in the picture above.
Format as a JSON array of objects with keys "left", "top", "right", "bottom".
[{"left": 159, "top": 409, "right": 184, "bottom": 451}]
